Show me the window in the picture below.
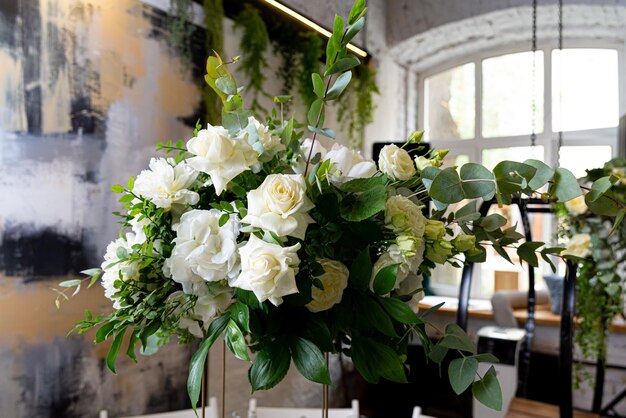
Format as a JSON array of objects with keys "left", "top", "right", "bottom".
[{"left": 421, "top": 46, "right": 622, "bottom": 298}]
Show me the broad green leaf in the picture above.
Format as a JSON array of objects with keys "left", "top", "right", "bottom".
[
  {"left": 126, "top": 330, "right": 139, "bottom": 363},
  {"left": 95, "top": 321, "right": 117, "bottom": 343},
  {"left": 215, "top": 75, "right": 237, "bottom": 95},
  {"left": 440, "top": 323, "right": 476, "bottom": 354},
  {"left": 326, "top": 55, "right": 360, "bottom": 76},
  {"left": 333, "top": 14, "right": 344, "bottom": 35},
  {"left": 350, "top": 247, "right": 372, "bottom": 290},
  {"left": 312, "top": 73, "right": 325, "bottom": 99},
  {"left": 110, "top": 184, "right": 124, "bottom": 193},
  {"left": 478, "top": 213, "right": 507, "bottom": 232},
  {"left": 448, "top": 357, "right": 479, "bottom": 394},
  {"left": 351, "top": 336, "right": 408, "bottom": 384},
  {"left": 373, "top": 264, "right": 399, "bottom": 295},
  {"left": 524, "top": 159, "right": 554, "bottom": 190},
  {"left": 307, "top": 126, "right": 336, "bottom": 139},
  {"left": 517, "top": 241, "right": 544, "bottom": 268},
  {"left": 472, "top": 366, "right": 503, "bottom": 411},
  {"left": 418, "top": 302, "right": 445, "bottom": 319},
  {"left": 340, "top": 185, "right": 387, "bottom": 221},
  {"left": 307, "top": 99, "right": 325, "bottom": 127},
  {"left": 290, "top": 337, "right": 332, "bottom": 385},
  {"left": 106, "top": 328, "right": 126, "bottom": 373},
  {"left": 326, "top": 71, "right": 352, "bottom": 100},
  {"left": 586, "top": 192, "right": 621, "bottom": 216},
  {"left": 459, "top": 163, "right": 496, "bottom": 199},
  {"left": 492, "top": 244, "right": 512, "bottom": 263},
  {"left": 493, "top": 161, "right": 536, "bottom": 194},
  {"left": 340, "top": 174, "right": 387, "bottom": 192},
  {"left": 225, "top": 320, "right": 249, "bottom": 361},
  {"left": 455, "top": 201, "right": 479, "bottom": 223},
  {"left": 357, "top": 295, "right": 397, "bottom": 337},
  {"left": 471, "top": 353, "right": 500, "bottom": 363},
  {"left": 430, "top": 167, "right": 464, "bottom": 204},
  {"left": 236, "top": 288, "right": 261, "bottom": 309},
  {"left": 344, "top": 17, "right": 365, "bottom": 44},
  {"left": 587, "top": 176, "right": 615, "bottom": 203},
  {"left": 230, "top": 302, "right": 250, "bottom": 333},
  {"left": 378, "top": 297, "right": 422, "bottom": 324},
  {"left": 348, "top": 0, "right": 366, "bottom": 25},
  {"left": 550, "top": 168, "right": 582, "bottom": 202},
  {"left": 429, "top": 343, "right": 449, "bottom": 364},
  {"left": 249, "top": 343, "right": 290, "bottom": 391},
  {"left": 188, "top": 315, "right": 229, "bottom": 411}
]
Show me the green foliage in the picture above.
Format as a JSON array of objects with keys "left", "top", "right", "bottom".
[
  {"left": 203, "top": 0, "right": 224, "bottom": 124},
  {"left": 167, "top": 0, "right": 195, "bottom": 64}
]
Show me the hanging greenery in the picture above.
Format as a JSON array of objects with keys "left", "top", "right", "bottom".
[
  {"left": 337, "top": 63, "right": 379, "bottom": 149},
  {"left": 296, "top": 34, "right": 323, "bottom": 108},
  {"left": 203, "top": 0, "right": 224, "bottom": 124},
  {"left": 234, "top": 4, "right": 270, "bottom": 113},
  {"left": 167, "top": 0, "right": 195, "bottom": 64}
]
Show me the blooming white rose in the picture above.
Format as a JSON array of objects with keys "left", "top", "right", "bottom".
[
  {"left": 565, "top": 194, "right": 587, "bottom": 217},
  {"left": 231, "top": 235, "right": 301, "bottom": 306},
  {"left": 564, "top": 233, "right": 592, "bottom": 258},
  {"left": 324, "top": 143, "right": 377, "bottom": 183},
  {"left": 101, "top": 233, "right": 142, "bottom": 309},
  {"left": 133, "top": 158, "right": 199, "bottom": 210},
  {"left": 414, "top": 155, "right": 435, "bottom": 172},
  {"left": 306, "top": 259, "right": 349, "bottom": 313},
  {"left": 385, "top": 195, "right": 426, "bottom": 237},
  {"left": 378, "top": 144, "right": 416, "bottom": 181},
  {"left": 242, "top": 174, "right": 315, "bottom": 240},
  {"left": 186, "top": 123, "right": 258, "bottom": 195},
  {"left": 293, "top": 138, "right": 329, "bottom": 174},
  {"left": 165, "top": 209, "right": 241, "bottom": 294},
  {"left": 371, "top": 243, "right": 424, "bottom": 292},
  {"left": 168, "top": 285, "right": 233, "bottom": 338},
  {"left": 247, "top": 116, "right": 285, "bottom": 155}
]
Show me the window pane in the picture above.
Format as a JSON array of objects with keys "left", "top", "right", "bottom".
[
  {"left": 482, "top": 51, "right": 544, "bottom": 138},
  {"left": 482, "top": 146, "right": 545, "bottom": 171},
  {"left": 425, "top": 63, "right": 475, "bottom": 140},
  {"left": 552, "top": 49, "right": 619, "bottom": 132},
  {"left": 559, "top": 146, "right": 612, "bottom": 178}
]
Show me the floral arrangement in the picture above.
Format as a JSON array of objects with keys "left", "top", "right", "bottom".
[
  {"left": 559, "top": 158, "right": 626, "bottom": 385},
  {"left": 54, "top": 0, "right": 625, "bottom": 413}
]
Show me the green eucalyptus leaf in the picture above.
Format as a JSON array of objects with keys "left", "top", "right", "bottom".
[
  {"left": 215, "top": 75, "right": 237, "bottom": 95},
  {"left": 312, "top": 73, "right": 325, "bottom": 99},
  {"left": 459, "top": 163, "right": 496, "bottom": 199},
  {"left": 478, "top": 213, "right": 507, "bottom": 232},
  {"left": 550, "top": 168, "right": 582, "bottom": 202},
  {"left": 471, "top": 353, "right": 500, "bottom": 363},
  {"left": 587, "top": 176, "right": 614, "bottom": 203},
  {"left": 524, "top": 159, "right": 555, "bottom": 190},
  {"left": 344, "top": 17, "right": 365, "bottom": 44},
  {"left": 290, "top": 337, "right": 332, "bottom": 385},
  {"left": 348, "top": 0, "right": 366, "bottom": 25},
  {"left": 326, "top": 71, "right": 352, "bottom": 100},
  {"left": 493, "top": 161, "right": 536, "bottom": 195},
  {"left": 472, "top": 366, "right": 503, "bottom": 411},
  {"left": 440, "top": 323, "right": 476, "bottom": 354},
  {"left": 517, "top": 241, "right": 544, "bottom": 268},
  {"left": 326, "top": 56, "right": 360, "bottom": 76},
  {"left": 448, "top": 357, "right": 479, "bottom": 395},
  {"left": 307, "top": 99, "right": 325, "bottom": 127},
  {"left": 586, "top": 192, "right": 621, "bottom": 216},
  {"left": 430, "top": 167, "right": 464, "bottom": 204}
]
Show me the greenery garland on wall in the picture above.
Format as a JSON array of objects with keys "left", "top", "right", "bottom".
[
  {"left": 203, "top": 0, "right": 224, "bottom": 124},
  {"left": 167, "top": 0, "right": 195, "bottom": 64}
]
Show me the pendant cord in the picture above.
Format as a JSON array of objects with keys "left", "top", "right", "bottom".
[
  {"left": 557, "top": 0, "right": 564, "bottom": 164},
  {"left": 530, "top": 0, "right": 537, "bottom": 147}
]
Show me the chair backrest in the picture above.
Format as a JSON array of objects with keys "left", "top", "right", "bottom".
[
  {"left": 103, "top": 396, "right": 219, "bottom": 418},
  {"left": 247, "top": 398, "right": 359, "bottom": 418}
]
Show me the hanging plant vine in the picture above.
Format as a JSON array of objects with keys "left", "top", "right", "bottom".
[
  {"left": 296, "top": 34, "right": 323, "bottom": 108},
  {"left": 337, "top": 63, "right": 379, "bottom": 149},
  {"left": 167, "top": 0, "right": 195, "bottom": 64},
  {"left": 234, "top": 4, "right": 270, "bottom": 113},
  {"left": 203, "top": 0, "right": 224, "bottom": 124}
]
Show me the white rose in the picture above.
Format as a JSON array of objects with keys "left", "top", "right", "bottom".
[
  {"left": 133, "top": 158, "right": 199, "bottom": 210},
  {"left": 165, "top": 209, "right": 240, "bottom": 294},
  {"left": 378, "top": 144, "right": 416, "bottom": 181},
  {"left": 293, "top": 138, "right": 329, "bottom": 174},
  {"left": 101, "top": 233, "right": 142, "bottom": 309},
  {"left": 247, "top": 116, "right": 285, "bottom": 156},
  {"left": 324, "top": 144, "right": 377, "bottom": 183},
  {"left": 371, "top": 244, "right": 425, "bottom": 293},
  {"left": 565, "top": 194, "right": 587, "bottom": 216},
  {"left": 414, "top": 155, "right": 434, "bottom": 172},
  {"left": 397, "top": 273, "right": 425, "bottom": 310},
  {"left": 186, "top": 123, "right": 258, "bottom": 195},
  {"left": 242, "top": 174, "right": 315, "bottom": 240},
  {"left": 168, "top": 285, "right": 233, "bottom": 338},
  {"left": 385, "top": 195, "right": 427, "bottom": 237},
  {"left": 564, "top": 233, "right": 592, "bottom": 258},
  {"left": 306, "top": 259, "right": 349, "bottom": 313},
  {"left": 231, "top": 235, "right": 301, "bottom": 306}
]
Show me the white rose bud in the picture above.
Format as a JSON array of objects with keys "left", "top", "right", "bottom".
[
  {"left": 186, "top": 123, "right": 258, "bottom": 195},
  {"left": 414, "top": 155, "right": 435, "bottom": 172},
  {"left": 564, "top": 195, "right": 587, "bottom": 217},
  {"left": 564, "top": 233, "right": 592, "bottom": 258},
  {"left": 242, "top": 174, "right": 315, "bottom": 240},
  {"left": 306, "top": 259, "right": 349, "bottom": 313},
  {"left": 385, "top": 195, "right": 427, "bottom": 237},
  {"left": 378, "top": 144, "right": 417, "bottom": 181},
  {"left": 232, "top": 235, "right": 301, "bottom": 306},
  {"left": 133, "top": 158, "right": 199, "bottom": 211}
]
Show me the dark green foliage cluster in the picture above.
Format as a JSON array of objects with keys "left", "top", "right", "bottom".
[
  {"left": 204, "top": 0, "right": 224, "bottom": 124},
  {"left": 167, "top": 0, "right": 195, "bottom": 64}
]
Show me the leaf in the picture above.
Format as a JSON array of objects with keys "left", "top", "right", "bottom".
[
  {"left": 351, "top": 336, "right": 408, "bottom": 384},
  {"left": 249, "top": 343, "right": 291, "bottom": 391},
  {"left": 471, "top": 353, "right": 500, "bottom": 363},
  {"left": 440, "top": 323, "right": 476, "bottom": 354},
  {"left": 215, "top": 75, "right": 237, "bottom": 95},
  {"left": 429, "top": 344, "right": 449, "bottom": 365},
  {"left": 340, "top": 174, "right": 387, "bottom": 192},
  {"left": 357, "top": 295, "right": 397, "bottom": 337},
  {"left": 326, "top": 71, "right": 352, "bottom": 100},
  {"left": 524, "top": 159, "right": 554, "bottom": 190},
  {"left": 479, "top": 213, "right": 507, "bottom": 232},
  {"left": 340, "top": 185, "right": 387, "bottom": 221},
  {"left": 550, "top": 168, "right": 582, "bottom": 202},
  {"left": 586, "top": 192, "right": 621, "bottom": 216},
  {"left": 448, "top": 357, "right": 479, "bottom": 394},
  {"left": 326, "top": 55, "right": 360, "bottom": 76},
  {"left": 230, "top": 302, "right": 250, "bottom": 333},
  {"left": 219, "top": 213, "right": 230, "bottom": 227},
  {"left": 307, "top": 126, "right": 336, "bottom": 139},
  {"left": 110, "top": 184, "right": 124, "bottom": 193},
  {"left": 106, "top": 328, "right": 126, "bottom": 373},
  {"left": 348, "top": 0, "right": 366, "bottom": 25},
  {"left": 80, "top": 268, "right": 101, "bottom": 276},
  {"left": 493, "top": 161, "right": 536, "bottom": 195},
  {"left": 59, "top": 279, "right": 81, "bottom": 288},
  {"left": 587, "top": 176, "right": 616, "bottom": 202},
  {"left": 430, "top": 167, "right": 464, "bottom": 204},
  {"left": 126, "top": 176, "right": 135, "bottom": 190},
  {"left": 472, "top": 366, "right": 503, "bottom": 411},
  {"left": 290, "top": 337, "right": 332, "bottom": 385},
  {"left": 418, "top": 302, "right": 445, "bottom": 319},
  {"left": 344, "top": 17, "right": 365, "bottom": 44},
  {"left": 188, "top": 315, "right": 229, "bottom": 411},
  {"left": 126, "top": 330, "right": 139, "bottom": 363},
  {"left": 312, "top": 73, "right": 325, "bottom": 99},
  {"left": 225, "top": 320, "right": 249, "bottom": 361},
  {"left": 517, "top": 241, "right": 544, "bottom": 268},
  {"left": 459, "top": 163, "right": 496, "bottom": 199},
  {"left": 378, "top": 297, "right": 422, "bottom": 324},
  {"left": 307, "top": 98, "right": 325, "bottom": 127},
  {"left": 350, "top": 247, "right": 372, "bottom": 290},
  {"left": 95, "top": 321, "right": 117, "bottom": 343},
  {"left": 373, "top": 264, "right": 399, "bottom": 295}
]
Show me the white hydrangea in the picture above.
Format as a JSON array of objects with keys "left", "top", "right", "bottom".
[
  {"left": 167, "top": 285, "right": 233, "bottom": 338},
  {"left": 133, "top": 158, "right": 199, "bottom": 211},
  {"left": 101, "top": 233, "right": 142, "bottom": 309}
]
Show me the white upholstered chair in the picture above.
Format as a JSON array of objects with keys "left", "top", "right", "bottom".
[
  {"left": 99, "top": 396, "right": 219, "bottom": 418},
  {"left": 247, "top": 398, "right": 359, "bottom": 418}
]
